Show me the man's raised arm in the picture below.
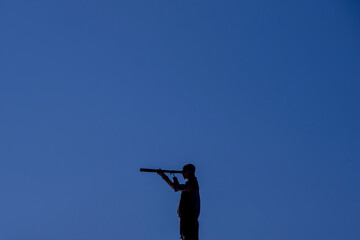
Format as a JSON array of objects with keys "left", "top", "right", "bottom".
[
  {"left": 157, "top": 170, "right": 193, "bottom": 192},
  {"left": 157, "top": 169, "right": 176, "bottom": 191}
]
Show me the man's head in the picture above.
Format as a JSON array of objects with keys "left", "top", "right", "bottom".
[{"left": 182, "top": 164, "right": 196, "bottom": 179}]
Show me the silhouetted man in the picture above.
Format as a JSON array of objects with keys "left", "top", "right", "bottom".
[{"left": 157, "top": 164, "right": 200, "bottom": 240}]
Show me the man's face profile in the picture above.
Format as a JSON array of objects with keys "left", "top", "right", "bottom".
[{"left": 182, "top": 168, "right": 192, "bottom": 179}]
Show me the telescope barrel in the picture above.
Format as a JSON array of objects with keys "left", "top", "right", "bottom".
[{"left": 140, "top": 168, "right": 182, "bottom": 174}]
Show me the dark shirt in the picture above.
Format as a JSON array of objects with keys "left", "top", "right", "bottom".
[{"left": 174, "top": 177, "right": 200, "bottom": 219}]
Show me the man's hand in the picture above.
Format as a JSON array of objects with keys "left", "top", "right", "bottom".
[
  {"left": 157, "top": 168, "right": 166, "bottom": 178},
  {"left": 157, "top": 169, "right": 176, "bottom": 191}
]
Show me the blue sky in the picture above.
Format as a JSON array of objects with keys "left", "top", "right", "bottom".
[{"left": 1, "top": 0, "right": 359, "bottom": 239}]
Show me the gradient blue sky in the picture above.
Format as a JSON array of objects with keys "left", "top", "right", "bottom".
[{"left": 1, "top": 1, "right": 359, "bottom": 239}]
